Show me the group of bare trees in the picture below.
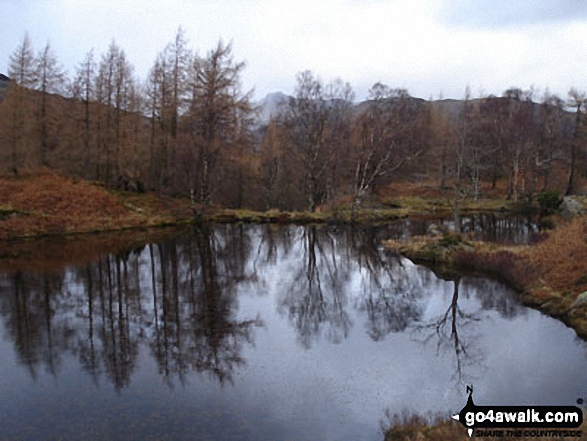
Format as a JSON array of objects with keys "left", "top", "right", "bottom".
[
  {"left": 427, "top": 87, "right": 583, "bottom": 230},
  {"left": 2, "top": 33, "right": 147, "bottom": 186},
  {"left": 1, "top": 30, "right": 585, "bottom": 212},
  {"left": 260, "top": 76, "right": 431, "bottom": 213},
  {"left": 0, "top": 31, "right": 255, "bottom": 212},
  {"left": 262, "top": 81, "right": 583, "bottom": 214}
]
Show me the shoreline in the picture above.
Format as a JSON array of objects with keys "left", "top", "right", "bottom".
[
  {"left": 2, "top": 173, "right": 584, "bottom": 338},
  {"left": 383, "top": 218, "right": 587, "bottom": 341},
  {"left": 0, "top": 172, "right": 538, "bottom": 241}
]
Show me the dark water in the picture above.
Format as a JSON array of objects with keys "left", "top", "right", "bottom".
[
  {"left": 381, "top": 213, "right": 539, "bottom": 244},
  {"left": 0, "top": 224, "right": 584, "bottom": 441}
]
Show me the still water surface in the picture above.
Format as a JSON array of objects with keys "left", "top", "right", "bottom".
[
  {"left": 0, "top": 224, "right": 585, "bottom": 440},
  {"left": 382, "top": 213, "right": 539, "bottom": 243}
]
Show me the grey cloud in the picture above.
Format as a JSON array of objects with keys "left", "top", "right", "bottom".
[{"left": 439, "top": 0, "right": 587, "bottom": 28}]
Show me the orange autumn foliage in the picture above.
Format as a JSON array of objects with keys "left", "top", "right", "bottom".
[{"left": 0, "top": 171, "right": 191, "bottom": 239}]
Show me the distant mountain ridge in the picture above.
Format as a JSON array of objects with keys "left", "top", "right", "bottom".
[
  {"left": 254, "top": 91, "right": 556, "bottom": 129},
  {"left": 255, "top": 92, "right": 290, "bottom": 124},
  {"left": 255, "top": 91, "right": 464, "bottom": 126}
]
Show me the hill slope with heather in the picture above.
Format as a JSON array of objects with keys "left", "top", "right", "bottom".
[{"left": 0, "top": 172, "right": 193, "bottom": 239}]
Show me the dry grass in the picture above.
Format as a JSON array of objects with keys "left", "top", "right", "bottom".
[
  {"left": 448, "top": 218, "right": 587, "bottom": 302},
  {"left": 461, "top": 219, "right": 587, "bottom": 329},
  {"left": 207, "top": 207, "right": 410, "bottom": 224},
  {"left": 524, "top": 218, "right": 587, "bottom": 296},
  {"left": 392, "top": 216, "right": 587, "bottom": 338},
  {"left": 0, "top": 171, "right": 193, "bottom": 239}
]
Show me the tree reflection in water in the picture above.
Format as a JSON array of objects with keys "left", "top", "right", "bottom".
[
  {"left": 410, "top": 268, "right": 525, "bottom": 383},
  {"left": 277, "top": 226, "right": 429, "bottom": 346},
  {"left": 0, "top": 224, "right": 528, "bottom": 390},
  {"left": 413, "top": 273, "right": 482, "bottom": 383},
  {"left": 5, "top": 271, "right": 71, "bottom": 379},
  {"left": 279, "top": 226, "right": 353, "bottom": 348},
  {"left": 350, "top": 228, "right": 425, "bottom": 341},
  {"left": 147, "top": 225, "right": 262, "bottom": 386},
  {"left": 0, "top": 225, "right": 263, "bottom": 390}
]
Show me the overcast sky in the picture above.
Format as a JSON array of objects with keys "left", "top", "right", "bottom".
[{"left": 2, "top": 0, "right": 587, "bottom": 101}]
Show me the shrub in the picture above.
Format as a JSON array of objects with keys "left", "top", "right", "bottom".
[
  {"left": 536, "top": 190, "right": 562, "bottom": 215},
  {"left": 538, "top": 216, "right": 556, "bottom": 230},
  {"left": 439, "top": 232, "right": 462, "bottom": 247},
  {"left": 528, "top": 218, "right": 587, "bottom": 295},
  {"left": 454, "top": 249, "right": 534, "bottom": 291}
]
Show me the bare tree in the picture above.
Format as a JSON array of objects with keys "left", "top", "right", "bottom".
[
  {"left": 502, "top": 88, "right": 536, "bottom": 202},
  {"left": 146, "top": 51, "right": 170, "bottom": 190},
  {"left": 9, "top": 33, "right": 36, "bottom": 87},
  {"left": 166, "top": 27, "right": 191, "bottom": 191},
  {"left": 530, "top": 91, "right": 566, "bottom": 196},
  {"left": 146, "top": 28, "right": 192, "bottom": 192},
  {"left": 281, "top": 71, "right": 354, "bottom": 212},
  {"left": 185, "top": 41, "right": 254, "bottom": 213},
  {"left": 282, "top": 71, "right": 330, "bottom": 212},
  {"left": 95, "top": 41, "right": 135, "bottom": 186},
  {"left": 7, "top": 33, "right": 36, "bottom": 173},
  {"left": 35, "top": 41, "right": 66, "bottom": 166},
  {"left": 566, "top": 88, "right": 585, "bottom": 196},
  {"left": 72, "top": 49, "right": 97, "bottom": 177},
  {"left": 351, "top": 84, "right": 421, "bottom": 217},
  {"left": 258, "top": 120, "right": 283, "bottom": 209},
  {"left": 445, "top": 88, "right": 475, "bottom": 233},
  {"left": 324, "top": 78, "right": 354, "bottom": 204}
]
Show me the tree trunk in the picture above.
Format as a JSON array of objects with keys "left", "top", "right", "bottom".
[
  {"left": 453, "top": 183, "right": 461, "bottom": 234},
  {"left": 566, "top": 103, "right": 582, "bottom": 196}
]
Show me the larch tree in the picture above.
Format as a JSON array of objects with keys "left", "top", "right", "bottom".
[
  {"left": 166, "top": 27, "right": 191, "bottom": 190},
  {"left": 72, "top": 49, "right": 97, "bottom": 178},
  {"left": 146, "top": 28, "right": 191, "bottom": 192},
  {"left": 7, "top": 33, "right": 36, "bottom": 173},
  {"left": 35, "top": 41, "right": 66, "bottom": 167},
  {"left": 146, "top": 51, "right": 170, "bottom": 190},
  {"left": 96, "top": 41, "right": 134, "bottom": 186},
  {"left": 185, "top": 41, "right": 254, "bottom": 213}
]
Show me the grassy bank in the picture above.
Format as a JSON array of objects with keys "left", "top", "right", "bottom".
[
  {"left": 1, "top": 173, "right": 521, "bottom": 240},
  {"left": 0, "top": 171, "right": 194, "bottom": 240},
  {"left": 0, "top": 172, "right": 568, "bottom": 241},
  {"left": 207, "top": 207, "right": 411, "bottom": 224},
  {"left": 382, "top": 217, "right": 587, "bottom": 439},
  {"left": 0, "top": 172, "right": 413, "bottom": 240},
  {"left": 384, "top": 216, "right": 587, "bottom": 340}
]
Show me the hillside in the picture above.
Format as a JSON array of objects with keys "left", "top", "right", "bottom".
[{"left": 0, "top": 172, "right": 193, "bottom": 240}]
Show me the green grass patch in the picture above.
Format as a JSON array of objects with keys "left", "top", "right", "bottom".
[{"left": 206, "top": 208, "right": 410, "bottom": 224}]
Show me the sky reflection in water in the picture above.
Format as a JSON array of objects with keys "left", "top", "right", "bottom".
[{"left": 0, "top": 224, "right": 584, "bottom": 441}]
